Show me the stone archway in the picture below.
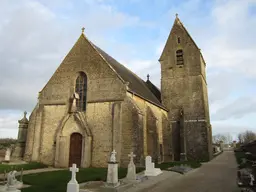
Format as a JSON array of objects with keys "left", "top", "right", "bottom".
[
  {"left": 69, "top": 132, "right": 83, "bottom": 167},
  {"left": 54, "top": 113, "right": 92, "bottom": 168}
]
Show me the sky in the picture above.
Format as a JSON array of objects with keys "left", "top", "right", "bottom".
[{"left": 0, "top": 0, "right": 256, "bottom": 140}]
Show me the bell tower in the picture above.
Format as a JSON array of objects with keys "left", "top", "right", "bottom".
[{"left": 159, "top": 15, "right": 212, "bottom": 161}]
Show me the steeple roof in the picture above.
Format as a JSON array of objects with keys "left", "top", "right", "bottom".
[
  {"left": 159, "top": 14, "right": 206, "bottom": 64},
  {"left": 18, "top": 111, "right": 29, "bottom": 124}
]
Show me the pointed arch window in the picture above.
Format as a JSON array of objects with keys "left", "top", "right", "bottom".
[
  {"left": 176, "top": 49, "right": 184, "bottom": 65},
  {"left": 75, "top": 72, "right": 87, "bottom": 111}
]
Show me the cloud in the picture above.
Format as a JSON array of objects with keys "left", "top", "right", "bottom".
[
  {"left": 0, "top": 111, "right": 22, "bottom": 138},
  {"left": 204, "top": 0, "right": 256, "bottom": 75},
  {"left": 0, "top": 129, "right": 18, "bottom": 138},
  {"left": 212, "top": 97, "right": 256, "bottom": 121},
  {"left": 0, "top": 0, "right": 151, "bottom": 112},
  {"left": 211, "top": 122, "right": 254, "bottom": 140},
  {"left": 0, "top": 0, "right": 256, "bottom": 138},
  {"left": 0, "top": 1, "right": 67, "bottom": 110}
]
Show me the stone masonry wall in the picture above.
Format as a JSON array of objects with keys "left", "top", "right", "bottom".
[
  {"left": 24, "top": 34, "right": 127, "bottom": 166},
  {"left": 24, "top": 105, "right": 38, "bottom": 161},
  {"left": 39, "top": 34, "right": 126, "bottom": 105},
  {"left": 40, "top": 105, "right": 66, "bottom": 165},
  {"left": 126, "top": 92, "right": 169, "bottom": 163},
  {"left": 160, "top": 19, "right": 212, "bottom": 161},
  {"left": 86, "top": 102, "right": 115, "bottom": 167},
  {"left": 121, "top": 97, "right": 143, "bottom": 166}
]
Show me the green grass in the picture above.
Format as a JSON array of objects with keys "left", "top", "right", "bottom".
[
  {"left": 20, "top": 167, "right": 144, "bottom": 192},
  {"left": 155, "top": 161, "right": 202, "bottom": 170},
  {"left": 234, "top": 151, "right": 248, "bottom": 169},
  {"left": 0, "top": 162, "right": 48, "bottom": 174},
  {"left": 234, "top": 151, "right": 246, "bottom": 165}
]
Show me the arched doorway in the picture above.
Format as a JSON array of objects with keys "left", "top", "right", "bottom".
[{"left": 69, "top": 133, "right": 83, "bottom": 167}]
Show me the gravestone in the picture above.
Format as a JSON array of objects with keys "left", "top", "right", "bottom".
[
  {"left": 67, "top": 164, "right": 79, "bottom": 192},
  {"left": 4, "top": 148, "right": 11, "bottom": 162},
  {"left": 126, "top": 152, "right": 136, "bottom": 182},
  {"left": 144, "top": 156, "right": 162, "bottom": 176},
  {"left": 106, "top": 150, "right": 120, "bottom": 187},
  {"left": 237, "top": 168, "right": 255, "bottom": 187}
]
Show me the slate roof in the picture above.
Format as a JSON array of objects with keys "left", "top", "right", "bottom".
[
  {"left": 91, "top": 44, "right": 166, "bottom": 110},
  {"left": 145, "top": 80, "right": 161, "bottom": 103}
]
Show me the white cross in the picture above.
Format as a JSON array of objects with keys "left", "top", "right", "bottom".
[
  {"left": 128, "top": 152, "right": 136, "bottom": 163},
  {"left": 110, "top": 150, "right": 117, "bottom": 162},
  {"left": 69, "top": 164, "right": 79, "bottom": 182}
]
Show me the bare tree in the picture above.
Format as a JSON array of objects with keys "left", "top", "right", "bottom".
[
  {"left": 212, "top": 133, "right": 233, "bottom": 145},
  {"left": 226, "top": 133, "right": 233, "bottom": 144},
  {"left": 238, "top": 133, "right": 243, "bottom": 143},
  {"left": 238, "top": 130, "right": 256, "bottom": 144},
  {"left": 213, "top": 134, "right": 227, "bottom": 144}
]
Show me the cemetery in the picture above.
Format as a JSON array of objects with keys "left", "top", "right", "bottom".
[
  {"left": 235, "top": 140, "right": 256, "bottom": 191},
  {"left": 0, "top": 147, "right": 202, "bottom": 192}
]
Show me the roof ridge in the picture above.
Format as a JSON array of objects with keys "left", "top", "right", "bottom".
[
  {"left": 88, "top": 39, "right": 166, "bottom": 109},
  {"left": 146, "top": 80, "right": 160, "bottom": 92}
]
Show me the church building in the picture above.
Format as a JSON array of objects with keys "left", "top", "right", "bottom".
[{"left": 15, "top": 15, "right": 212, "bottom": 168}]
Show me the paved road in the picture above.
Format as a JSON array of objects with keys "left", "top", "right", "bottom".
[{"left": 146, "top": 151, "right": 240, "bottom": 192}]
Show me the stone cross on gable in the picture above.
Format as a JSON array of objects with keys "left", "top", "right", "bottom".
[
  {"left": 128, "top": 152, "right": 136, "bottom": 163},
  {"left": 69, "top": 164, "right": 79, "bottom": 183}
]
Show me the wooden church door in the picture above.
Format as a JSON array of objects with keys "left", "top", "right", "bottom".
[{"left": 69, "top": 133, "right": 82, "bottom": 167}]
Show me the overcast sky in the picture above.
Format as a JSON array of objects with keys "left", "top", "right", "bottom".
[{"left": 0, "top": 0, "right": 256, "bottom": 139}]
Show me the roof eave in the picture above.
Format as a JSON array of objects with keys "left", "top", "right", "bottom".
[{"left": 127, "top": 89, "right": 168, "bottom": 111}]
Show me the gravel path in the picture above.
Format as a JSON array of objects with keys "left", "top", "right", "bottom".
[{"left": 145, "top": 151, "right": 240, "bottom": 192}]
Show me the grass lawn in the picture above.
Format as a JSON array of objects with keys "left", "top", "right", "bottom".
[
  {"left": 0, "top": 162, "right": 48, "bottom": 174},
  {"left": 234, "top": 151, "right": 246, "bottom": 165},
  {"left": 20, "top": 167, "right": 144, "bottom": 192},
  {"left": 234, "top": 151, "right": 248, "bottom": 169},
  {"left": 156, "top": 161, "right": 201, "bottom": 170}
]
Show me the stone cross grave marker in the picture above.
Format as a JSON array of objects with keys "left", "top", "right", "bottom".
[
  {"left": 106, "top": 150, "right": 120, "bottom": 187},
  {"left": 126, "top": 152, "right": 137, "bottom": 181},
  {"left": 67, "top": 164, "right": 79, "bottom": 192},
  {"left": 128, "top": 152, "right": 136, "bottom": 163},
  {"left": 110, "top": 150, "right": 117, "bottom": 163}
]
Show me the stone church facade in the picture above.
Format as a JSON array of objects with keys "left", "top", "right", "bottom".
[{"left": 16, "top": 16, "right": 212, "bottom": 168}]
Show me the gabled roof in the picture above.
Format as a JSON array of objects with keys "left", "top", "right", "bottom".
[
  {"left": 159, "top": 15, "right": 206, "bottom": 64},
  {"left": 85, "top": 36, "right": 167, "bottom": 110},
  {"left": 145, "top": 79, "right": 161, "bottom": 103}
]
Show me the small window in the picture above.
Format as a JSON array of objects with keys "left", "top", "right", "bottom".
[
  {"left": 177, "top": 37, "right": 181, "bottom": 44},
  {"left": 176, "top": 49, "right": 184, "bottom": 65},
  {"left": 75, "top": 72, "right": 87, "bottom": 111}
]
